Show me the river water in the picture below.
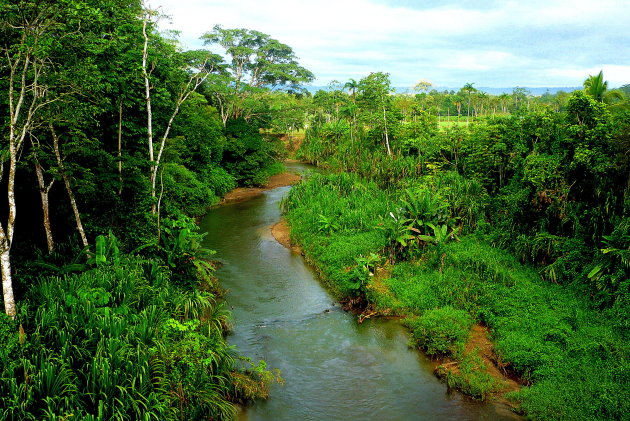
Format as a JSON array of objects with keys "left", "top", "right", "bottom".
[{"left": 200, "top": 162, "right": 518, "bottom": 421}]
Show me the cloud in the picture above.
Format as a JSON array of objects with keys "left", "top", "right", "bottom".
[{"left": 153, "top": 0, "right": 630, "bottom": 87}]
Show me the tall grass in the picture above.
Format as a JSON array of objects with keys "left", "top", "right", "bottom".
[{"left": 0, "top": 256, "right": 271, "bottom": 420}]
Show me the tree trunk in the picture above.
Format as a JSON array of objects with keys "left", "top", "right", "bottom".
[
  {"left": 141, "top": 7, "right": 212, "bottom": 216},
  {"left": 0, "top": 141, "right": 18, "bottom": 318},
  {"left": 50, "top": 125, "right": 89, "bottom": 249},
  {"left": 34, "top": 161, "right": 55, "bottom": 253},
  {"left": 1, "top": 246, "right": 15, "bottom": 317},
  {"left": 118, "top": 100, "right": 123, "bottom": 195},
  {"left": 142, "top": 15, "right": 156, "bottom": 213},
  {"left": 382, "top": 102, "right": 392, "bottom": 156}
]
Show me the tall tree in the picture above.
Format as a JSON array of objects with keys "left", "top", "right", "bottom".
[
  {"left": 583, "top": 70, "right": 624, "bottom": 105},
  {"left": 141, "top": 7, "right": 216, "bottom": 215},
  {"left": 358, "top": 72, "right": 396, "bottom": 155},
  {"left": 0, "top": 0, "right": 62, "bottom": 316},
  {"left": 201, "top": 25, "right": 314, "bottom": 121},
  {"left": 462, "top": 82, "right": 476, "bottom": 122}
]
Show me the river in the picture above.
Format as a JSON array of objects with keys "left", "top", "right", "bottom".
[{"left": 200, "top": 162, "right": 518, "bottom": 421}]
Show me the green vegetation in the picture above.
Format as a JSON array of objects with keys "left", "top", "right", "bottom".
[
  {"left": 283, "top": 71, "right": 629, "bottom": 419},
  {"left": 0, "top": 0, "right": 310, "bottom": 418},
  {"left": 2, "top": 0, "right": 628, "bottom": 418}
]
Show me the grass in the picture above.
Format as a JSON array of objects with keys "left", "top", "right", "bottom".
[{"left": 283, "top": 171, "right": 630, "bottom": 420}]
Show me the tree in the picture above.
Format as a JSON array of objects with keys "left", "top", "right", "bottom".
[
  {"left": 141, "top": 6, "right": 216, "bottom": 216},
  {"left": 343, "top": 78, "right": 359, "bottom": 143},
  {"left": 413, "top": 79, "right": 433, "bottom": 93},
  {"left": 357, "top": 72, "right": 396, "bottom": 155},
  {"left": 0, "top": 0, "right": 63, "bottom": 317},
  {"left": 583, "top": 70, "right": 624, "bottom": 105},
  {"left": 201, "top": 25, "right": 314, "bottom": 121},
  {"left": 462, "top": 82, "right": 476, "bottom": 122}
]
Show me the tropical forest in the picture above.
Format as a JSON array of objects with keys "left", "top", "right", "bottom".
[{"left": 0, "top": 0, "right": 628, "bottom": 420}]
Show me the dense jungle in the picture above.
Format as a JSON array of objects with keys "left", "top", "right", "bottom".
[{"left": 1, "top": 1, "right": 628, "bottom": 420}]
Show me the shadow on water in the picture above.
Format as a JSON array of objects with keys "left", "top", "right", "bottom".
[{"left": 200, "top": 162, "right": 520, "bottom": 421}]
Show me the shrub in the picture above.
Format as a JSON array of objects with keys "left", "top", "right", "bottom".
[
  {"left": 162, "top": 163, "right": 218, "bottom": 217},
  {"left": 202, "top": 165, "right": 237, "bottom": 197},
  {"left": 407, "top": 306, "right": 473, "bottom": 357}
]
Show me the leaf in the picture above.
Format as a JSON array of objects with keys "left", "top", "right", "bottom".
[
  {"left": 587, "top": 264, "right": 603, "bottom": 280},
  {"left": 95, "top": 235, "right": 107, "bottom": 265},
  {"left": 417, "top": 235, "right": 435, "bottom": 243}
]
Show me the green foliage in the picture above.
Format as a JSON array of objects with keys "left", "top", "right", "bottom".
[
  {"left": 0, "top": 256, "right": 263, "bottom": 420},
  {"left": 162, "top": 163, "right": 218, "bottom": 217},
  {"left": 0, "top": 313, "right": 20, "bottom": 371},
  {"left": 159, "top": 216, "right": 217, "bottom": 289},
  {"left": 170, "top": 93, "right": 226, "bottom": 171},
  {"left": 407, "top": 307, "right": 472, "bottom": 357},
  {"left": 251, "top": 161, "right": 285, "bottom": 186},
  {"left": 202, "top": 165, "right": 237, "bottom": 197},
  {"left": 587, "top": 218, "right": 630, "bottom": 306},
  {"left": 283, "top": 173, "right": 389, "bottom": 295},
  {"left": 347, "top": 252, "right": 382, "bottom": 296},
  {"left": 222, "top": 118, "right": 281, "bottom": 185},
  {"left": 441, "top": 352, "right": 504, "bottom": 400}
]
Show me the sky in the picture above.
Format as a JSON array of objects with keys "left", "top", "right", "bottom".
[{"left": 150, "top": 0, "right": 630, "bottom": 89}]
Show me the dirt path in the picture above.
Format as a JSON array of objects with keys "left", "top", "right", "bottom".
[{"left": 219, "top": 171, "right": 301, "bottom": 205}]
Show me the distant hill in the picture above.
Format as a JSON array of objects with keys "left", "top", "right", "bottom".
[{"left": 304, "top": 85, "right": 581, "bottom": 96}]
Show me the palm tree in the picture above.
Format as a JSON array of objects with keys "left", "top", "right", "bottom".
[
  {"left": 584, "top": 70, "right": 624, "bottom": 104},
  {"left": 344, "top": 78, "right": 359, "bottom": 144},
  {"left": 462, "top": 82, "right": 476, "bottom": 122},
  {"left": 344, "top": 78, "right": 359, "bottom": 99},
  {"left": 498, "top": 93, "right": 510, "bottom": 113}
]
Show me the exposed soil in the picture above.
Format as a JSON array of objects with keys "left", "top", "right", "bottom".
[
  {"left": 435, "top": 324, "right": 522, "bottom": 411},
  {"left": 271, "top": 218, "right": 303, "bottom": 255},
  {"left": 280, "top": 133, "right": 304, "bottom": 156},
  {"left": 219, "top": 171, "right": 301, "bottom": 205}
]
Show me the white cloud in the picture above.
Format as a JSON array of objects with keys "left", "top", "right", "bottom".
[
  {"left": 548, "top": 65, "right": 630, "bottom": 88},
  {"left": 153, "top": 0, "right": 630, "bottom": 87}
]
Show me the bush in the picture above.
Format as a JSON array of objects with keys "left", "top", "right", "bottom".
[
  {"left": 0, "top": 256, "right": 273, "bottom": 420},
  {"left": 202, "top": 165, "right": 237, "bottom": 197},
  {"left": 162, "top": 163, "right": 218, "bottom": 217},
  {"left": 440, "top": 352, "right": 504, "bottom": 400},
  {"left": 222, "top": 118, "right": 280, "bottom": 185},
  {"left": 407, "top": 306, "right": 472, "bottom": 357}
]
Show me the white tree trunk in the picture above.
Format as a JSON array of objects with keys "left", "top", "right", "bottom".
[
  {"left": 1, "top": 247, "right": 15, "bottom": 317},
  {"left": 141, "top": 14, "right": 156, "bottom": 213},
  {"left": 382, "top": 102, "right": 392, "bottom": 156},
  {"left": 50, "top": 125, "right": 89, "bottom": 249},
  {"left": 35, "top": 161, "right": 55, "bottom": 253},
  {"left": 142, "top": 5, "right": 213, "bottom": 216}
]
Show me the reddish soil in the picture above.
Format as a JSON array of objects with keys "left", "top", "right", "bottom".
[
  {"left": 435, "top": 324, "right": 522, "bottom": 411},
  {"left": 220, "top": 172, "right": 301, "bottom": 205}
]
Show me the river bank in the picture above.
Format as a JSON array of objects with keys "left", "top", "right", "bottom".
[
  {"left": 205, "top": 161, "right": 518, "bottom": 420},
  {"left": 220, "top": 171, "right": 301, "bottom": 205},
  {"left": 271, "top": 199, "right": 522, "bottom": 411},
  {"left": 279, "top": 170, "right": 630, "bottom": 420},
  {"left": 255, "top": 167, "right": 522, "bottom": 412}
]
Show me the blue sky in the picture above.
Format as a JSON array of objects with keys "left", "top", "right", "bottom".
[{"left": 152, "top": 0, "right": 630, "bottom": 88}]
